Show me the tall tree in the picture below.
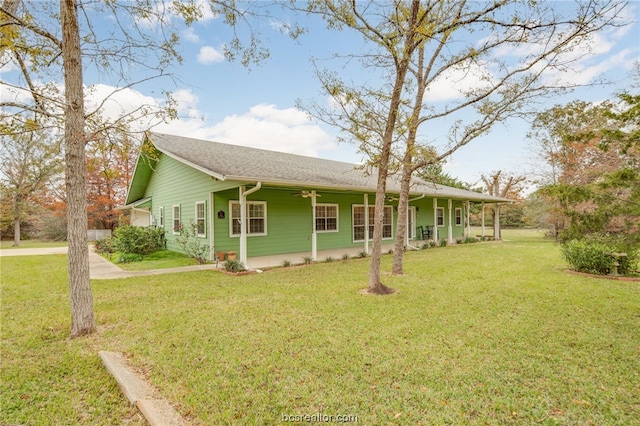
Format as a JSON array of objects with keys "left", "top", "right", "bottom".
[
  {"left": 303, "top": 0, "right": 629, "bottom": 281},
  {"left": 1, "top": 0, "right": 276, "bottom": 337},
  {"left": 0, "top": 127, "right": 62, "bottom": 245}
]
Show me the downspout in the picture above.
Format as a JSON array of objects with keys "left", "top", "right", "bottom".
[
  {"left": 239, "top": 182, "right": 262, "bottom": 269},
  {"left": 405, "top": 193, "right": 426, "bottom": 251}
]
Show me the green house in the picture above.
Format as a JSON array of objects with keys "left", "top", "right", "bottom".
[{"left": 123, "top": 132, "right": 511, "bottom": 268}]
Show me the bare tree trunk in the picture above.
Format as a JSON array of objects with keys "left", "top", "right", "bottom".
[
  {"left": 61, "top": 0, "right": 95, "bottom": 338},
  {"left": 392, "top": 161, "right": 412, "bottom": 275}
]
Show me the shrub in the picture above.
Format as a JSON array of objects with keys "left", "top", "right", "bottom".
[
  {"left": 562, "top": 240, "right": 615, "bottom": 275},
  {"left": 282, "top": 259, "right": 292, "bottom": 267},
  {"left": 439, "top": 239, "right": 448, "bottom": 247},
  {"left": 175, "top": 220, "right": 210, "bottom": 264},
  {"left": 357, "top": 251, "right": 368, "bottom": 258},
  {"left": 342, "top": 254, "right": 350, "bottom": 261},
  {"left": 94, "top": 236, "right": 115, "bottom": 255},
  {"left": 464, "top": 236, "right": 479, "bottom": 244},
  {"left": 562, "top": 238, "right": 639, "bottom": 276},
  {"left": 302, "top": 256, "right": 313, "bottom": 265},
  {"left": 113, "top": 225, "right": 164, "bottom": 255},
  {"left": 224, "top": 259, "right": 246, "bottom": 273}
]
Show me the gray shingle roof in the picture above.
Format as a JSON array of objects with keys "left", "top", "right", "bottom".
[{"left": 149, "top": 132, "right": 511, "bottom": 203}]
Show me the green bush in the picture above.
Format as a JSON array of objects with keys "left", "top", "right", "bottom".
[
  {"left": 562, "top": 238, "right": 639, "bottom": 276},
  {"left": 113, "top": 225, "right": 164, "bottom": 255},
  {"left": 175, "top": 220, "right": 210, "bottom": 264},
  {"left": 224, "top": 259, "right": 246, "bottom": 273},
  {"left": 94, "top": 236, "right": 115, "bottom": 255}
]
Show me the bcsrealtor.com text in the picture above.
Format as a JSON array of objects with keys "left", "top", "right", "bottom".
[{"left": 281, "top": 413, "right": 358, "bottom": 423}]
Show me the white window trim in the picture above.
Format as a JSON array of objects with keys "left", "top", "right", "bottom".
[
  {"left": 315, "top": 203, "right": 339, "bottom": 233},
  {"left": 172, "top": 204, "right": 181, "bottom": 235},
  {"left": 158, "top": 206, "right": 164, "bottom": 228},
  {"left": 436, "top": 207, "right": 445, "bottom": 227},
  {"left": 195, "top": 201, "right": 206, "bottom": 238},
  {"left": 352, "top": 204, "right": 393, "bottom": 243},
  {"left": 455, "top": 207, "right": 462, "bottom": 226},
  {"left": 229, "top": 200, "right": 267, "bottom": 237}
]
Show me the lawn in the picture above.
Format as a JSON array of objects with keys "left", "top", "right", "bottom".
[
  {"left": 0, "top": 240, "right": 67, "bottom": 249},
  {"left": 105, "top": 249, "right": 199, "bottom": 271},
  {"left": 2, "top": 230, "right": 639, "bottom": 425}
]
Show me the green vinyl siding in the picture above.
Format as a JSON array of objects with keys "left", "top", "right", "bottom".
[
  {"left": 143, "top": 154, "right": 237, "bottom": 255},
  {"left": 140, "top": 153, "right": 467, "bottom": 258}
]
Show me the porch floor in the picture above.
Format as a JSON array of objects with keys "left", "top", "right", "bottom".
[{"left": 243, "top": 243, "right": 397, "bottom": 270}]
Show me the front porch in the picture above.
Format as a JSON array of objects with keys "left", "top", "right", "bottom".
[{"left": 241, "top": 243, "right": 397, "bottom": 269}]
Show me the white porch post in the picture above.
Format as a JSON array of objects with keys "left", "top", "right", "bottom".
[
  {"left": 447, "top": 199, "right": 453, "bottom": 244},
  {"left": 465, "top": 201, "right": 471, "bottom": 238},
  {"left": 481, "top": 202, "right": 485, "bottom": 238},
  {"left": 433, "top": 197, "right": 438, "bottom": 241},
  {"left": 494, "top": 204, "right": 501, "bottom": 240},
  {"left": 239, "top": 186, "right": 246, "bottom": 266},
  {"left": 311, "top": 190, "right": 317, "bottom": 261},
  {"left": 364, "top": 193, "right": 369, "bottom": 254}
]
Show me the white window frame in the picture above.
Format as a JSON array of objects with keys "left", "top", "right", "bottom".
[
  {"left": 455, "top": 207, "right": 462, "bottom": 226},
  {"left": 229, "top": 200, "right": 267, "bottom": 237},
  {"left": 436, "top": 207, "right": 445, "bottom": 227},
  {"left": 352, "top": 204, "right": 393, "bottom": 242},
  {"left": 158, "top": 206, "right": 164, "bottom": 228},
  {"left": 315, "top": 203, "right": 339, "bottom": 233},
  {"left": 172, "top": 204, "right": 181, "bottom": 235},
  {"left": 195, "top": 201, "right": 206, "bottom": 237}
]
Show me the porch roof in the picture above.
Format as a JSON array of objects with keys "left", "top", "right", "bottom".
[{"left": 143, "top": 132, "right": 511, "bottom": 203}]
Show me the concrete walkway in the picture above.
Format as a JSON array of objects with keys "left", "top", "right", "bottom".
[{"left": 0, "top": 246, "right": 219, "bottom": 280}]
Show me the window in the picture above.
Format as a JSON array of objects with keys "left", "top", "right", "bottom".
[
  {"left": 230, "top": 201, "right": 267, "bottom": 236},
  {"left": 158, "top": 207, "right": 164, "bottom": 228},
  {"left": 455, "top": 208, "right": 462, "bottom": 226},
  {"left": 315, "top": 204, "right": 338, "bottom": 232},
  {"left": 436, "top": 207, "right": 445, "bottom": 227},
  {"left": 195, "top": 201, "right": 206, "bottom": 237},
  {"left": 172, "top": 205, "right": 181, "bottom": 234},
  {"left": 352, "top": 205, "right": 392, "bottom": 242}
]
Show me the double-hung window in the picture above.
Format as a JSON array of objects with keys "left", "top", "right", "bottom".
[
  {"left": 315, "top": 204, "right": 338, "bottom": 232},
  {"left": 455, "top": 207, "right": 462, "bottom": 226},
  {"left": 436, "top": 207, "right": 445, "bottom": 227},
  {"left": 195, "top": 201, "right": 206, "bottom": 237},
  {"left": 352, "top": 205, "right": 392, "bottom": 242},
  {"left": 172, "top": 205, "right": 181, "bottom": 234},
  {"left": 230, "top": 201, "right": 267, "bottom": 236}
]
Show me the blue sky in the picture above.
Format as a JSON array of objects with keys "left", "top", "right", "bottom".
[{"left": 3, "top": 1, "right": 639, "bottom": 188}]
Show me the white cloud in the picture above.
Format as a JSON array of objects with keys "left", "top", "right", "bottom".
[
  {"left": 182, "top": 27, "right": 200, "bottom": 43},
  {"left": 197, "top": 45, "right": 224, "bottom": 64},
  {"left": 191, "top": 104, "right": 336, "bottom": 156},
  {"left": 425, "top": 61, "right": 496, "bottom": 101}
]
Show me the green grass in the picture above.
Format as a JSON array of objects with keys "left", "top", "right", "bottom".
[
  {"left": 104, "top": 249, "right": 199, "bottom": 271},
  {"left": 2, "top": 230, "right": 639, "bottom": 425},
  {"left": 0, "top": 240, "right": 68, "bottom": 249}
]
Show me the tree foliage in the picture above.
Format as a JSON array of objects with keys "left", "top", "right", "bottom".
[
  {"left": 302, "top": 0, "right": 629, "bottom": 281},
  {"left": 533, "top": 88, "right": 640, "bottom": 264}
]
